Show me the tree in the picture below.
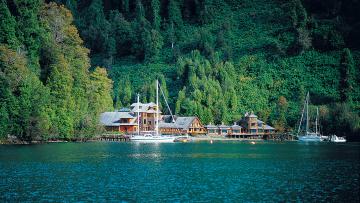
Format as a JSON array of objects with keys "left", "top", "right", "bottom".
[
  {"left": 89, "top": 67, "right": 114, "bottom": 116},
  {"left": 109, "top": 10, "right": 132, "bottom": 57},
  {"left": 339, "top": 48, "right": 356, "bottom": 102},
  {"left": 0, "top": 104, "right": 9, "bottom": 139},
  {"left": 47, "top": 54, "right": 75, "bottom": 139},
  {"left": 120, "top": 78, "right": 132, "bottom": 107},
  {"left": 274, "top": 96, "right": 288, "bottom": 132},
  {"left": 168, "top": 0, "right": 183, "bottom": 27},
  {"left": 0, "top": 0, "right": 19, "bottom": 48},
  {"left": 151, "top": 0, "right": 161, "bottom": 30},
  {"left": 14, "top": 0, "right": 44, "bottom": 74},
  {"left": 144, "top": 29, "right": 164, "bottom": 62}
]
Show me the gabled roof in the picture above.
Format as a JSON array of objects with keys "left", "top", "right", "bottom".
[
  {"left": 264, "top": 125, "right": 275, "bottom": 130},
  {"left": 100, "top": 112, "right": 136, "bottom": 126},
  {"left": 176, "top": 117, "right": 197, "bottom": 129},
  {"left": 218, "top": 124, "right": 230, "bottom": 129},
  {"left": 130, "top": 102, "right": 161, "bottom": 113},
  {"left": 205, "top": 124, "right": 217, "bottom": 129},
  {"left": 231, "top": 124, "right": 242, "bottom": 129},
  {"left": 159, "top": 116, "right": 199, "bottom": 130}
]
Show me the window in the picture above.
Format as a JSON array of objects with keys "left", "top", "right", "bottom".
[
  {"left": 222, "top": 129, "right": 227, "bottom": 133},
  {"left": 143, "top": 119, "right": 147, "bottom": 124},
  {"left": 209, "top": 129, "right": 214, "bottom": 133},
  {"left": 251, "top": 123, "right": 256, "bottom": 127},
  {"left": 148, "top": 121, "right": 152, "bottom": 125},
  {"left": 250, "top": 129, "right": 257, "bottom": 134},
  {"left": 258, "top": 129, "right": 263, "bottom": 133},
  {"left": 233, "top": 130, "right": 240, "bottom": 133}
]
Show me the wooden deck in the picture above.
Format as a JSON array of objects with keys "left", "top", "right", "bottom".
[{"left": 94, "top": 134, "right": 130, "bottom": 142}]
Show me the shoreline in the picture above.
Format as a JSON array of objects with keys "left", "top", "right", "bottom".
[{"left": 1, "top": 135, "right": 293, "bottom": 145}]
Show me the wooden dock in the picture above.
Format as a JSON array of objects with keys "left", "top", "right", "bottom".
[{"left": 94, "top": 134, "right": 130, "bottom": 142}]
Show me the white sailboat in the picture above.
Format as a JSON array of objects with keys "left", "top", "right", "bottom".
[
  {"left": 297, "top": 92, "right": 322, "bottom": 142},
  {"left": 130, "top": 80, "right": 175, "bottom": 143}
]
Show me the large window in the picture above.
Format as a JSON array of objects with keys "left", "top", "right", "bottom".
[
  {"left": 221, "top": 129, "right": 227, "bottom": 134},
  {"left": 233, "top": 130, "right": 240, "bottom": 133},
  {"left": 250, "top": 129, "right": 257, "bottom": 134}
]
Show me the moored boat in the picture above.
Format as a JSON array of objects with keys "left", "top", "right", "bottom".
[
  {"left": 330, "top": 135, "right": 346, "bottom": 143},
  {"left": 129, "top": 80, "right": 176, "bottom": 143},
  {"left": 296, "top": 92, "right": 323, "bottom": 142}
]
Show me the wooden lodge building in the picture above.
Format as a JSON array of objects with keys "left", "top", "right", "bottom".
[
  {"left": 205, "top": 112, "right": 275, "bottom": 138},
  {"left": 159, "top": 116, "right": 206, "bottom": 135},
  {"left": 100, "top": 103, "right": 206, "bottom": 135}
]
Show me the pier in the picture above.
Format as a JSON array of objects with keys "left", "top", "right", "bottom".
[{"left": 94, "top": 134, "right": 130, "bottom": 142}]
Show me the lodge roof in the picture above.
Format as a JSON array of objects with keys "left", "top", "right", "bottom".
[
  {"left": 130, "top": 102, "right": 161, "bottom": 113},
  {"left": 264, "top": 125, "right": 275, "bottom": 130},
  {"left": 218, "top": 124, "right": 230, "bottom": 129},
  {"left": 231, "top": 124, "right": 242, "bottom": 129},
  {"left": 159, "top": 116, "right": 198, "bottom": 130},
  {"left": 205, "top": 123, "right": 217, "bottom": 128},
  {"left": 100, "top": 112, "right": 135, "bottom": 126}
]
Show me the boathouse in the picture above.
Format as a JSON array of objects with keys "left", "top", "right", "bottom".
[
  {"left": 218, "top": 123, "right": 231, "bottom": 136},
  {"left": 159, "top": 116, "right": 206, "bottom": 135},
  {"left": 204, "top": 112, "right": 275, "bottom": 138},
  {"left": 100, "top": 102, "right": 162, "bottom": 134},
  {"left": 205, "top": 123, "right": 218, "bottom": 136},
  {"left": 100, "top": 110, "right": 138, "bottom": 133}
]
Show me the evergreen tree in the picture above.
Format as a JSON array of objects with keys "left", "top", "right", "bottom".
[
  {"left": 151, "top": 0, "right": 161, "bottom": 30},
  {"left": 0, "top": 0, "right": 19, "bottom": 48},
  {"left": 89, "top": 67, "right": 114, "bottom": 115},
  {"left": 274, "top": 96, "right": 288, "bottom": 132},
  {"left": 14, "top": 0, "right": 43, "bottom": 74},
  {"left": 0, "top": 104, "right": 9, "bottom": 139},
  {"left": 339, "top": 48, "right": 356, "bottom": 102},
  {"left": 168, "top": 0, "right": 183, "bottom": 27}
]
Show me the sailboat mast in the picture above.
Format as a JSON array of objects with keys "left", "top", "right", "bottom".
[
  {"left": 137, "top": 93, "right": 140, "bottom": 136},
  {"left": 156, "top": 80, "right": 159, "bottom": 136},
  {"left": 297, "top": 95, "right": 306, "bottom": 135},
  {"left": 315, "top": 107, "right": 319, "bottom": 135},
  {"left": 306, "top": 92, "right": 309, "bottom": 134}
]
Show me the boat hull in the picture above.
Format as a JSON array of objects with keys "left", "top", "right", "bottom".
[
  {"left": 130, "top": 135, "right": 175, "bottom": 143},
  {"left": 330, "top": 135, "right": 346, "bottom": 143},
  {"left": 298, "top": 135, "right": 322, "bottom": 142}
]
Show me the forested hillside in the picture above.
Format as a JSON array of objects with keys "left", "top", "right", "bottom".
[
  {"left": 1, "top": 0, "right": 359, "bottom": 140},
  {"left": 0, "top": 0, "right": 113, "bottom": 141}
]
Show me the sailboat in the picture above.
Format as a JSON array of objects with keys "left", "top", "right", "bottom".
[
  {"left": 129, "top": 80, "right": 176, "bottom": 143},
  {"left": 297, "top": 92, "right": 322, "bottom": 142}
]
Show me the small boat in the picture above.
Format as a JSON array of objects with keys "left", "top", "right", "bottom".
[
  {"left": 174, "top": 135, "right": 192, "bottom": 143},
  {"left": 330, "top": 135, "right": 346, "bottom": 143}
]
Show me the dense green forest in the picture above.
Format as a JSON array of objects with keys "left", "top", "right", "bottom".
[
  {"left": 0, "top": 0, "right": 113, "bottom": 141},
  {"left": 1, "top": 0, "right": 359, "bottom": 141}
]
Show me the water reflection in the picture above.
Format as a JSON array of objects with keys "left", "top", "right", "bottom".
[{"left": 0, "top": 142, "right": 359, "bottom": 202}]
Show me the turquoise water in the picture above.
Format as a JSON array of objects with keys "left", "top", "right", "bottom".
[{"left": 0, "top": 141, "right": 359, "bottom": 202}]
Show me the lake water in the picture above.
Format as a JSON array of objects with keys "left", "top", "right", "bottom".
[{"left": 0, "top": 141, "right": 359, "bottom": 202}]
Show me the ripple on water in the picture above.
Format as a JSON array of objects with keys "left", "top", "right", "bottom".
[{"left": 0, "top": 142, "right": 359, "bottom": 202}]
